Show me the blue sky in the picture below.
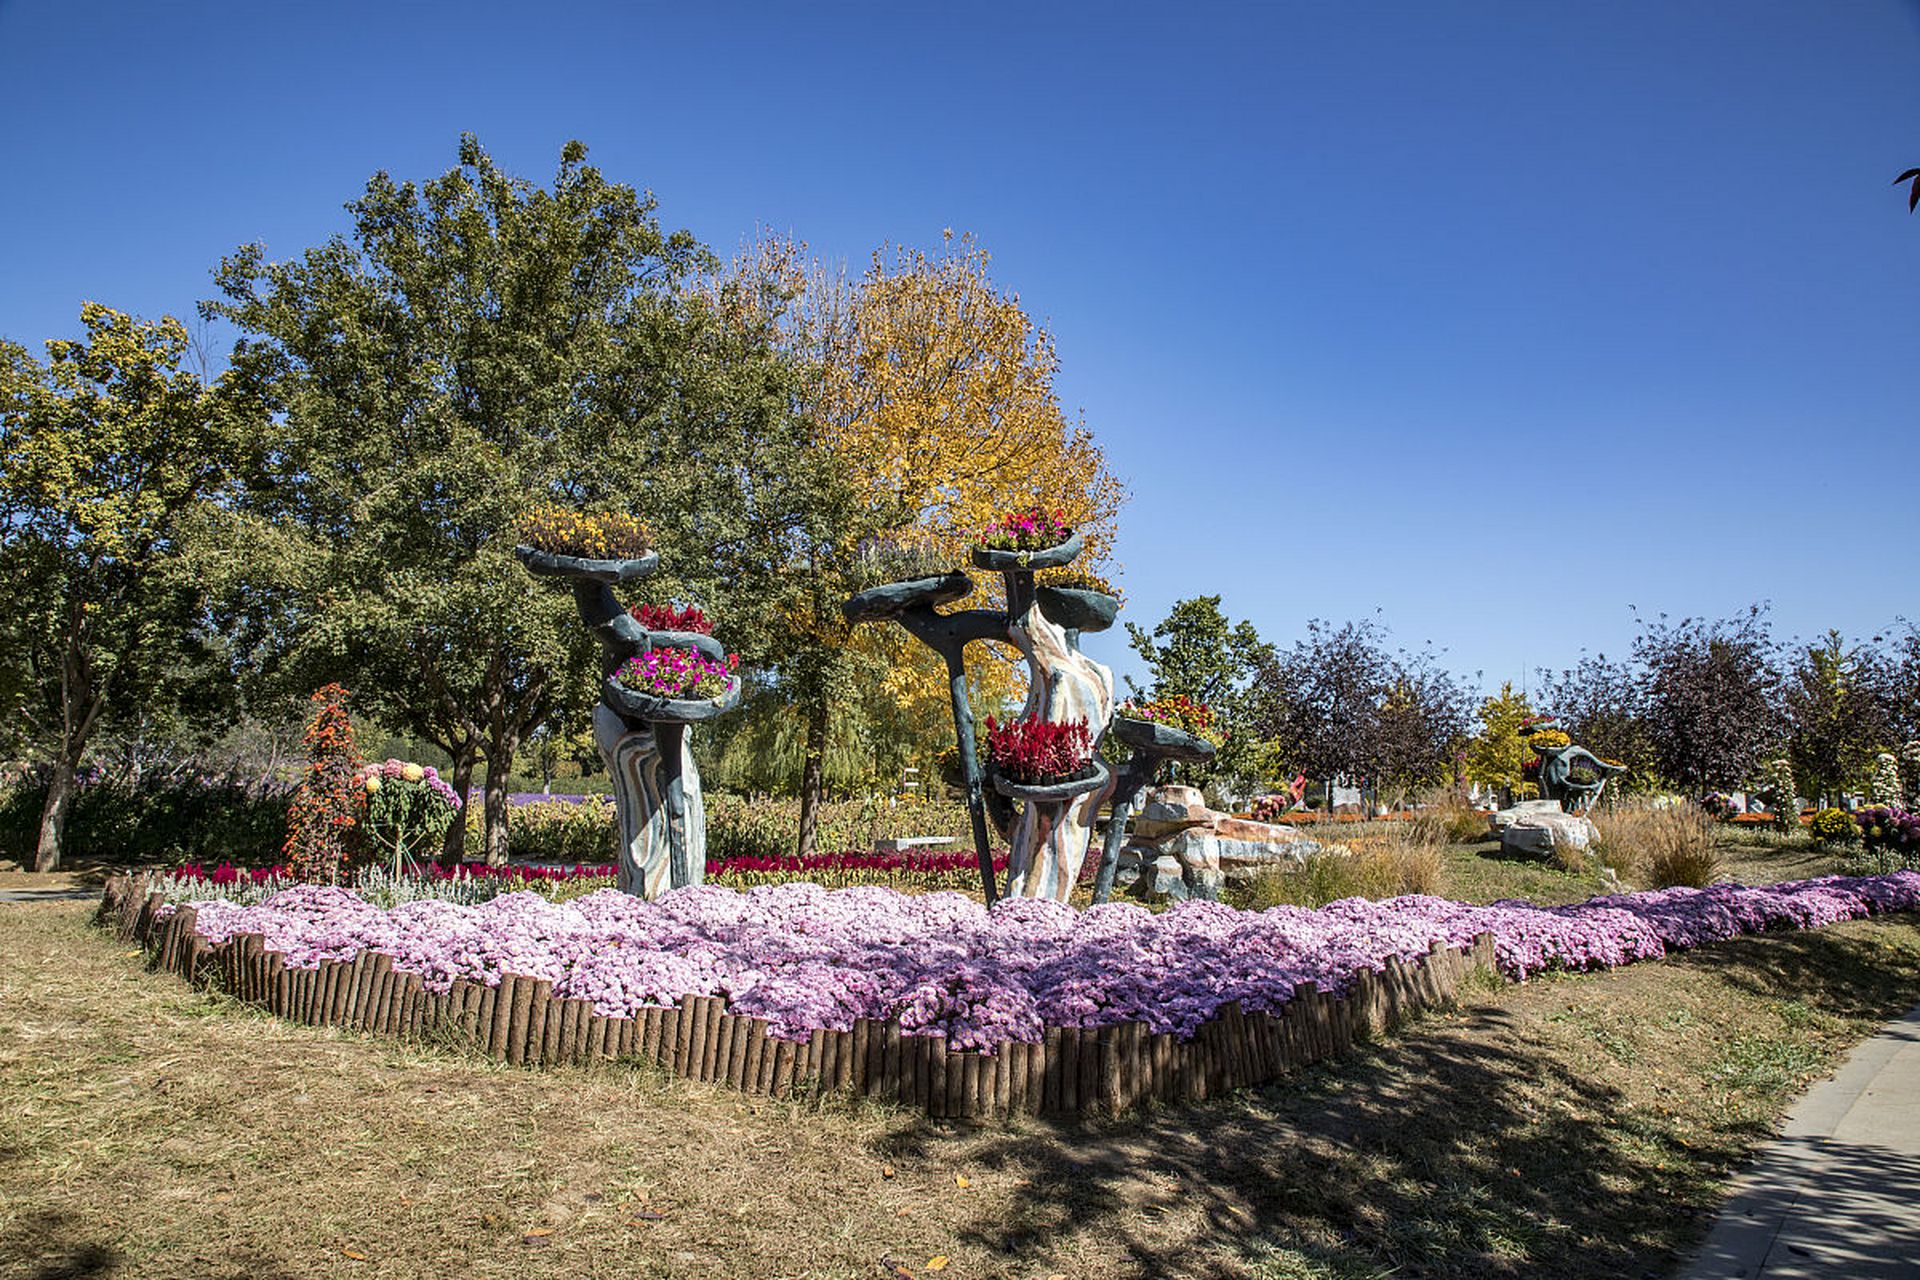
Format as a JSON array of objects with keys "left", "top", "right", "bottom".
[{"left": 3, "top": 1, "right": 1917, "bottom": 698}]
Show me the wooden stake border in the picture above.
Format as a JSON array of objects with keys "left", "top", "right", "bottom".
[{"left": 96, "top": 873, "right": 1500, "bottom": 1121}]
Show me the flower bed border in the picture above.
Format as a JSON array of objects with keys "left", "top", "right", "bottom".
[{"left": 96, "top": 873, "right": 1496, "bottom": 1121}]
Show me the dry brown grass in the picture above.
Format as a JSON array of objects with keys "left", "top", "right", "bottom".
[
  {"left": 1235, "top": 815, "right": 1450, "bottom": 910},
  {"left": 4, "top": 900, "right": 1920, "bottom": 1278},
  {"left": 1595, "top": 800, "right": 1723, "bottom": 888}
]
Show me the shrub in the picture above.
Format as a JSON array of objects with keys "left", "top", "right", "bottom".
[
  {"left": 0, "top": 775, "right": 290, "bottom": 866},
  {"left": 283, "top": 684, "right": 362, "bottom": 883},
  {"left": 1229, "top": 819, "right": 1446, "bottom": 909},
  {"left": 1810, "top": 807, "right": 1861, "bottom": 849},
  {"left": 1593, "top": 798, "right": 1721, "bottom": 887},
  {"left": 704, "top": 793, "right": 974, "bottom": 863},
  {"left": 984, "top": 716, "right": 1094, "bottom": 784},
  {"left": 483, "top": 797, "right": 616, "bottom": 864},
  {"left": 1437, "top": 802, "right": 1492, "bottom": 844}
]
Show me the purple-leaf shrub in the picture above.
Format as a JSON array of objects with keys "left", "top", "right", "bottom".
[{"left": 168, "top": 873, "right": 1920, "bottom": 1053}]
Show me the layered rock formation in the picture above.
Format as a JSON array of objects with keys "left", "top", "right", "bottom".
[{"left": 1111, "top": 785, "right": 1325, "bottom": 901}]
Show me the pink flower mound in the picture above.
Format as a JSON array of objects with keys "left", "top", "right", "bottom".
[{"left": 179, "top": 872, "right": 1920, "bottom": 1052}]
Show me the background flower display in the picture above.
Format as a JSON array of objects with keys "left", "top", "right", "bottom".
[
  {"left": 1867, "top": 752, "right": 1902, "bottom": 807},
  {"left": 356, "top": 759, "right": 463, "bottom": 876},
  {"left": 1810, "top": 807, "right": 1860, "bottom": 848},
  {"left": 1850, "top": 806, "right": 1920, "bottom": 874},
  {"left": 1757, "top": 756, "right": 1800, "bottom": 831}
]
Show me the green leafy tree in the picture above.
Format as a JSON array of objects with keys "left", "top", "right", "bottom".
[
  {"left": 1124, "top": 595, "right": 1272, "bottom": 788},
  {"left": 1785, "top": 631, "right": 1899, "bottom": 807},
  {"left": 1464, "top": 683, "right": 1536, "bottom": 799},
  {"left": 0, "top": 304, "right": 265, "bottom": 870},
  {"left": 205, "top": 137, "right": 812, "bottom": 864}
]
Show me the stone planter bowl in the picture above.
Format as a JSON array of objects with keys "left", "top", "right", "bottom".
[
  {"left": 1033, "top": 584, "right": 1120, "bottom": 634},
  {"left": 841, "top": 570, "right": 973, "bottom": 623},
  {"left": 970, "top": 528, "right": 1083, "bottom": 574},
  {"left": 1109, "top": 715, "right": 1217, "bottom": 765},
  {"left": 516, "top": 545, "right": 660, "bottom": 584},
  {"left": 601, "top": 673, "right": 743, "bottom": 727},
  {"left": 989, "top": 756, "right": 1110, "bottom": 803}
]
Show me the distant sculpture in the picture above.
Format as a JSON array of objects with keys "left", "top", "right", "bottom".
[{"left": 1523, "top": 721, "right": 1627, "bottom": 815}]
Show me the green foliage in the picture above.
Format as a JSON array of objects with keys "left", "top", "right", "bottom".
[
  {"left": 0, "top": 303, "right": 267, "bottom": 868},
  {"left": 1465, "top": 683, "right": 1535, "bottom": 797},
  {"left": 1124, "top": 595, "right": 1270, "bottom": 788},
  {"left": 1809, "top": 807, "right": 1860, "bottom": 848},
  {"left": 0, "top": 778, "right": 289, "bottom": 866},
  {"left": 359, "top": 772, "right": 460, "bottom": 875},
  {"left": 463, "top": 797, "right": 614, "bottom": 865},
  {"left": 203, "top": 135, "right": 814, "bottom": 863},
  {"left": 1786, "top": 631, "right": 1900, "bottom": 808},
  {"left": 704, "top": 792, "right": 973, "bottom": 861}
]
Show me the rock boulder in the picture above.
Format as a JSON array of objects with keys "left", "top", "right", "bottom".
[{"left": 1489, "top": 799, "right": 1598, "bottom": 858}]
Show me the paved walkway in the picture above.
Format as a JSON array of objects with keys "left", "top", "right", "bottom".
[{"left": 1678, "top": 1001, "right": 1920, "bottom": 1278}]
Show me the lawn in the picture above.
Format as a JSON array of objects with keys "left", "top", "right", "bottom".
[{"left": 4, "top": 832, "right": 1917, "bottom": 1280}]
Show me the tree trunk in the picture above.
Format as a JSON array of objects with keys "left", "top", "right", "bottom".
[
  {"left": 482, "top": 757, "right": 513, "bottom": 867},
  {"left": 34, "top": 753, "right": 80, "bottom": 873},
  {"left": 441, "top": 748, "right": 477, "bottom": 864},
  {"left": 795, "top": 696, "right": 830, "bottom": 858}
]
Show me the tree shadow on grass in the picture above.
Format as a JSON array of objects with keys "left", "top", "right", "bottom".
[
  {"left": 874, "top": 924, "right": 1920, "bottom": 1280},
  {"left": 0, "top": 1211, "right": 120, "bottom": 1280}
]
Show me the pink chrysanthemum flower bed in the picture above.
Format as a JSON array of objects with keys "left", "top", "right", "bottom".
[{"left": 167, "top": 873, "right": 1920, "bottom": 1053}]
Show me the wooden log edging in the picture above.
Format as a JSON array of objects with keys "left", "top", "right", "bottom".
[{"left": 96, "top": 873, "right": 1497, "bottom": 1121}]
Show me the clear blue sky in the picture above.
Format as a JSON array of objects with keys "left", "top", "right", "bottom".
[{"left": 4, "top": 1, "right": 1917, "bottom": 698}]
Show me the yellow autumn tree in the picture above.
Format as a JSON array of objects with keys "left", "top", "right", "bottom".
[{"left": 721, "top": 233, "right": 1127, "bottom": 854}]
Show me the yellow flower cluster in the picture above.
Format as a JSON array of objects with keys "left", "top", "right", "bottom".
[{"left": 516, "top": 507, "right": 652, "bottom": 559}]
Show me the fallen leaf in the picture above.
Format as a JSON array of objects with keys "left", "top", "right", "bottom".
[
  {"left": 340, "top": 1248, "right": 368, "bottom": 1261},
  {"left": 953, "top": 1174, "right": 970, "bottom": 1189},
  {"left": 628, "top": 1210, "right": 666, "bottom": 1223},
  {"left": 926, "top": 1256, "right": 949, "bottom": 1271},
  {"left": 896, "top": 1207, "right": 913, "bottom": 1218},
  {"left": 1045, "top": 1274, "right": 1067, "bottom": 1280},
  {"left": 524, "top": 1228, "right": 553, "bottom": 1238},
  {"left": 882, "top": 1164, "right": 897, "bottom": 1179}
]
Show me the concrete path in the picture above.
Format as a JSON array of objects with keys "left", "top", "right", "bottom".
[
  {"left": 1678, "top": 1001, "right": 1920, "bottom": 1278},
  {"left": 0, "top": 885, "right": 97, "bottom": 903}
]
